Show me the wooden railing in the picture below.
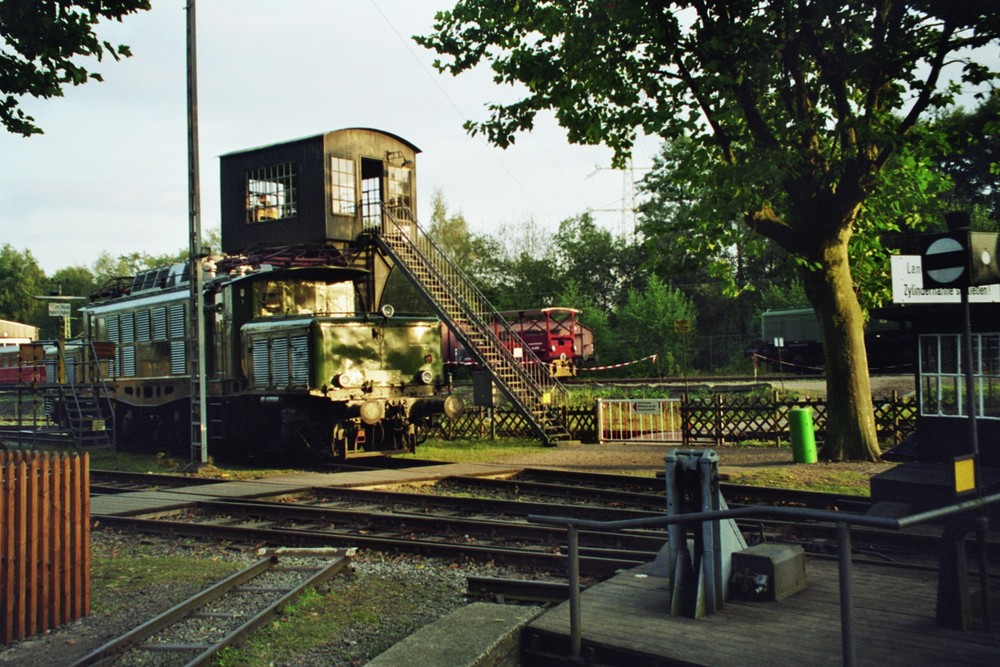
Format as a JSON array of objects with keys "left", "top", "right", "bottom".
[{"left": 1, "top": 451, "right": 90, "bottom": 645}]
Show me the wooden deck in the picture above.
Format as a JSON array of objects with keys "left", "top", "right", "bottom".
[{"left": 526, "top": 558, "right": 1000, "bottom": 666}]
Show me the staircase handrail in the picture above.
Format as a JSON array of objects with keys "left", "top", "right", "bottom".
[
  {"left": 85, "top": 338, "right": 116, "bottom": 451},
  {"left": 378, "top": 204, "right": 568, "bottom": 410},
  {"left": 58, "top": 340, "right": 87, "bottom": 449}
]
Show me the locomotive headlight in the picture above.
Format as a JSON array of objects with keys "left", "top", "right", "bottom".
[
  {"left": 335, "top": 370, "right": 363, "bottom": 388},
  {"left": 418, "top": 369, "right": 434, "bottom": 385}
]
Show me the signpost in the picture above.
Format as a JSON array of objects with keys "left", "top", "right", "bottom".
[{"left": 773, "top": 336, "right": 785, "bottom": 391}]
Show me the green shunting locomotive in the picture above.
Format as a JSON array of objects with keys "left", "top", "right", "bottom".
[{"left": 54, "top": 128, "right": 463, "bottom": 460}]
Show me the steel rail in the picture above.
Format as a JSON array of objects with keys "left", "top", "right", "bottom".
[
  {"left": 442, "top": 475, "right": 666, "bottom": 510},
  {"left": 93, "top": 513, "right": 643, "bottom": 576},
  {"left": 69, "top": 555, "right": 351, "bottom": 667},
  {"left": 190, "top": 498, "right": 668, "bottom": 554},
  {"left": 510, "top": 468, "right": 872, "bottom": 513},
  {"left": 90, "top": 469, "right": 219, "bottom": 489},
  {"left": 304, "top": 485, "right": 665, "bottom": 523}
]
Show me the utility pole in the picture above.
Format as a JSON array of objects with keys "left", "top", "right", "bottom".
[{"left": 186, "top": 1, "right": 209, "bottom": 468}]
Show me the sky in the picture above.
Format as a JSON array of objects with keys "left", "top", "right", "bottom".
[{"left": 0, "top": 0, "right": 659, "bottom": 275}]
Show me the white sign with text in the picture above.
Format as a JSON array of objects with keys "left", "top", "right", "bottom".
[{"left": 890, "top": 255, "right": 1000, "bottom": 304}]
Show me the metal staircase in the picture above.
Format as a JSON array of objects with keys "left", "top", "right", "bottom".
[
  {"left": 371, "top": 205, "right": 571, "bottom": 443},
  {"left": 50, "top": 341, "right": 116, "bottom": 450}
]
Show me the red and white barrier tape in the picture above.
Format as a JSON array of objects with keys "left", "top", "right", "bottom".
[
  {"left": 752, "top": 353, "right": 823, "bottom": 372},
  {"left": 578, "top": 353, "right": 658, "bottom": 372}
]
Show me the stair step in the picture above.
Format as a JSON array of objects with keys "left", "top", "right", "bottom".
[{"left": 377, "top": 225, "right": 570, "bottom": 442}]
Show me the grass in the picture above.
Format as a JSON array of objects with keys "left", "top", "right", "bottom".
[
  {"left": 723, "top": 465, "right": 878, "bottom": 495},
  {"left": 90, "top": 548, "right": 244, "bottom": 613},
  {"left": 401, "top": 437, "right": 547, "bottom": 463},
  {"left": 214, "top": 573, "right": 454, "bottom": 667}
]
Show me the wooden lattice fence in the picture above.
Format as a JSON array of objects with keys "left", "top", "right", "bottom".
[
  {"left": 682, "top": 392, "right": 916, "bottom": 446},
  {"left": 1, "top": 451, "right": 90, "bottom": 645},
  {"left": 430, "top": 407, "right": 596, "bottom": 441},
  {"left": 431, "top": 392, "right": 916, "bottom": 447}
]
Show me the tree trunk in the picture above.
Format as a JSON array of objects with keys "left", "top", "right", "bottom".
[{"left": 800, "top": 230, "right": 881, "bottom": 462}]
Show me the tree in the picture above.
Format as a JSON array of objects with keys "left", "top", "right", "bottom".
[
  {"left": 44, "top": 265, "right": 97, "bottom": 338},
  {"left": 615, "top": 276, "right": 697, "bottom": 376},
  {"left": 935, "top": 91, "right": 1000, "bottom": 222},
  {"left": 426, "top": 189, "right": 503, "bottom": 285},
  {"left": 418, "top": 1, "right": 999, "bottom": 460},
  {"left": 0, "top": 244, "right": 46, "bottom": 325},
  {"left": 484, "top": 218, "right": 561, "bottom": 309},
  {"left": 0, "top": 0, "right": 151, "bottom": 136},
  {"left": 553, "top": 213, "right": 642, "bottom": 312},
  {"left": 91, "top": 248, "right": 186, "bottom": 287}
]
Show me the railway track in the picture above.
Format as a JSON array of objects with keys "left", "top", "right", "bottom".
[
  {"left": 90, "top": 467, "right": 999, "bottom": 577},
  {"left": 95, "top": 497, "right": 650, "bottom": 577},
  {"left": 69, "top": 550, "right": 352, "bottom": 667}
]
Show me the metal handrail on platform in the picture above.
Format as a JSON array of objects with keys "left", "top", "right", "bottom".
[{"left": 529, "top": 492, "right": 1000, "bottom": 667}]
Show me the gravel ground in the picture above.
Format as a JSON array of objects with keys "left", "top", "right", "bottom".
[
  {"left": 0, "top": 408, "right": 899, "bottom": 666},
  {"left": 0, "top": 530, "right": 518, "bottom": 667}
]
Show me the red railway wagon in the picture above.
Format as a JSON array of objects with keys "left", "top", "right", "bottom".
[
  {"left": 442, "top": 307, "right": 594, "bottom": 377},
  {"left": 0, "top": 344, "right": 47, "bottom": 384}
]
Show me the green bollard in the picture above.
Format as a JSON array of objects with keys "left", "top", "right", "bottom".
[{"left": 789, "top": 407, "right": 817, "bottom": 464}]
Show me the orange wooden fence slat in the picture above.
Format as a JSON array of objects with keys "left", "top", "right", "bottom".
[
  {"left": 15, "top": 461, "right": 27, "bottom": 641},
  {"left": 48, "top": 454, "right": 60, "bottom": 633},
  {"left": 40, "top": 453, "right": 52, "bottom": 633},
  {"left": 2, "top": 464, "right": 14, "bottom": 643},
  {"left": 70, "top": 455, "right": 82, "bottom": 620},
  {"left": 59, "top": 455, "right": 71, "bottom": 627},
  {"left": 81, "top": 453, "right": 90, "bottom": 616},
  {"left": 25, "top": 456, "right": 39, "bottom": 638}
]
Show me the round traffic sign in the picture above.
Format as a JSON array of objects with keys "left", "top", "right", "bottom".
[{"left": 924, "top": 236, "right": 966, "bottom": 285}]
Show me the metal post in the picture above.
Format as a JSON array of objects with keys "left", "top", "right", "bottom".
[
  {"left": 961, "top": 288, "right": 980, "bottom": 471},
  {"left": 567, "top": 524, "right": 582, "bottom": 661},
  {"left": 977, "top": 515, "right": 992, "bottom": 633},
  {"left": 837, "top": 521, "right": 856, "bottom": 667},
  {"left": 186, "top": 0, "right": 209, "bottom": 466}
]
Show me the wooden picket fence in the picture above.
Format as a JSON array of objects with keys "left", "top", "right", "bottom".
[{"left": 1, "top": 451, "right": 90, "bottom": 645}]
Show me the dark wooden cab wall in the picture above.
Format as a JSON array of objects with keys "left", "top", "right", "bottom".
[{"left": 219, "top": 128, "right": 420, "bottom": 254}]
